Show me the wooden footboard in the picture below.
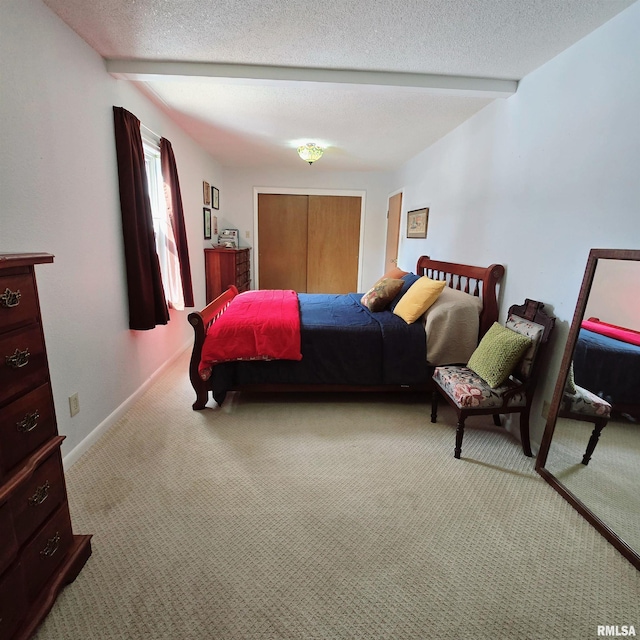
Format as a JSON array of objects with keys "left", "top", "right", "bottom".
[{"left": 188, "top": 285, "right": 238, "bottom": 409}]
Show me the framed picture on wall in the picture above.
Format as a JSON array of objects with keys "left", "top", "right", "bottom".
[
  {"left": 212, "top": 186, "right": 220, "bottom": 210},
  {"left": 203, "top": 207, "right": 212, "bottom": 239},
  {"left": 407, "top": 207, "right": 429, "bottom": 238},
  {"left": 203, "top": 181, "right": 211, "bottom": 205}
]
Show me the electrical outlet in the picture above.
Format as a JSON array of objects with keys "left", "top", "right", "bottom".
[
  {"left": 245, "top": 230, "right": 250, "bottom": 239},
  {"left": 69, "top": 393, "right": 80, "bottom": 417}
]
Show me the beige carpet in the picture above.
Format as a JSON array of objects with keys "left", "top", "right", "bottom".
[
  {"left": 546, "top": 415, "right": 640, "bottom": 554},
  {"left": 35, "top": 351, "right": 640, "bottom": 640}
]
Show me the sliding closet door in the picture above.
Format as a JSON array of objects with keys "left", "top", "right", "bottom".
[
  {"left": 307, "top": 195, "right": 361, "bottom": 294},
  {"left": 258, "top": 194, "right": 308, "bottom": 291},
  {"left": 258, "top": 193, "right": 361, "bottom": 293}
]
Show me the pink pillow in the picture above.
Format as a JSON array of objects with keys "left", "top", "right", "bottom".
[{"left": 581, "top": 317, "right": 640, "bottom": 347}]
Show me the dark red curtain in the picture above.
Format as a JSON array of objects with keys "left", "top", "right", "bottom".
[
  {"left": 113, "top": 106, "right": 169, "bottom": 330},
  {"left": 160, "top": 138, "right": 194, "bottom": 308}
]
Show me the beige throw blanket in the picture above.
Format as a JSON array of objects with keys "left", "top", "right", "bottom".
[{"left": 423, "top": 286, "right": 483, "bottom": 365}]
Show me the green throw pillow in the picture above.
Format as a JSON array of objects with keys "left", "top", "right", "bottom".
[
  {"left": 564, "top": 361, "right": 577, "bottom": 395},
  {"left": 467, "top": 322, "right": 532, "bottom": 388}
]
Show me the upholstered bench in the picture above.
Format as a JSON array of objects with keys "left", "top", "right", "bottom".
[
  {"left": 559, "top": 382, "right": 612, "bottom": 466},
  {"left": 431, "top": 299, "right": 555, "bottom": 459}
]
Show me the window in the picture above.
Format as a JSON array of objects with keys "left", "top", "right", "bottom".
[{"left": 142, "top": 132, "right": 185, "bottom": 311}]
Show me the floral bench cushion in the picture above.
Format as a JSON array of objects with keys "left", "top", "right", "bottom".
[
  {"left": 433, "top": 365, "right": 527, "bottom": 409},
  {"left": 562, "top": 384, "right": 612, "bottom": 417},
  {"left": 505, "top": 314, "right": 545, "bottom": 380}
]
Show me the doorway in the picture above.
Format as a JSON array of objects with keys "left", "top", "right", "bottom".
[{"left": 385, "top": 192, "right": 403, "bottom": 273}]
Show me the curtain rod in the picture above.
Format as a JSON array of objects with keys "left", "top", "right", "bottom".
[{"left": 140, "top": 122, "right": 161, "bottom": 142}]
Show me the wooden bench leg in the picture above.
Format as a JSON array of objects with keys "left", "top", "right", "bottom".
[
  {"left": 431, "top": 391, "right": 439, "bottom": 423},
  {"left": 519, "top": 408, "right": 533, "bottom": 457},
  {"left": 582, "top": 419, "right": 608, "bottom": 465},
  {"left": 454, "top": 418, "right": 466, "bottom": 459}
]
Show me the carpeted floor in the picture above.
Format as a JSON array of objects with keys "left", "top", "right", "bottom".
[
  {"left": 34, "top": 351, "right": 640, "bottom": 639},
  {"left": 545, "top": 415, "right": 640, "bottom": 554}
]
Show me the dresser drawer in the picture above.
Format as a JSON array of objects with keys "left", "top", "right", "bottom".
[
  {"left": 11, "top": 451, "right": 67, "bottom": 547},
  {"left": 235, "top": 261, "right": 250, "bottom": 276},
  {"left": 0, "top": 500, "right": 19, "bottom": 575},
  {"left": 0, "top": 561, "right": 28, "bottom": 640},
  {"left": 0, "top": 384, "right": 57, "bottom": 480},
  {"left": 21, "top": 501, "right": 73, "bottom": 602},
  {"left": 0, "top": 324, "right": 48, "bottom": 405},
  {"left": 237, "top": 278, "right": 251, "bottom": 293},
  {"left": 235, "top": 251, "right": 249, "bottom": 266},
  {"left": 0, "top": 272, "right": 39, "bottom": 334}
]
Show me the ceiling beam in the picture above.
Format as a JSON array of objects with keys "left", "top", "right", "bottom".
[{"left": 105, "top": 60, "right": 517, "bottom": 98}]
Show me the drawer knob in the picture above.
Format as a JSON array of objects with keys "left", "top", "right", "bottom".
[
  {"left": 17, "top": 409, "right": 40, "bottom": 433},
  {"left": 0, "top": 287, "right": 21, "bottom": 308},
  {"left": 29, "top": 480, "right": 50, "bottom": 506},
  {"left": 40, "top": 531, "right": 60, "bottom": 559},
  {"left": 5, "top": 348, "right": 30, "bottom": 368}
]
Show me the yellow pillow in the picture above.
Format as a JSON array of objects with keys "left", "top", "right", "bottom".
[{"left": 393, "top": 276, "right": 446, "bottom": 323}]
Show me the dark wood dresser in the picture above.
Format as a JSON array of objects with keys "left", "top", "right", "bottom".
[
  {"left": 205, "top": 247, "right": 251, "bottom": 303},
  {"left": 0, "top": 253, "right": 91, "bottom": 640}
]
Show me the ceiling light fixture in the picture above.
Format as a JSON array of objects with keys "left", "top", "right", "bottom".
[{"left": 297, "top": 143, "right": 324, "bottom": 165}]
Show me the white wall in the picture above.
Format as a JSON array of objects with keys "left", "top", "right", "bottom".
[
  {"left": 391, "top": 1, "right": 640, "bottom": 448},
  {"left": 220, "top": 167, "right": 394, "bottom": 290},
  {"left": 1, "top": 0, "right": 222, "bottom": 459},
  {"left": 585, "top": 260, "right": 640, "bottom": 331}
]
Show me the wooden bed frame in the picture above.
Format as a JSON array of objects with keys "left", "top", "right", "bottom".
[{"left": 188, "top": 257, "right": 505, "bottom": 410}]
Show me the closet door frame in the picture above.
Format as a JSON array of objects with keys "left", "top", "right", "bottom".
[{"left": 253, "top": 186, "right": 366, "bottom": 291}]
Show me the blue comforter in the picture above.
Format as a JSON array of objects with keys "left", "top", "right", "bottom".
[
  {"left": 573, "top": 328, "right": 640, "bottom": 407},
  {"left": 209, "top": 293, "right": 429, "bottom": 403}
]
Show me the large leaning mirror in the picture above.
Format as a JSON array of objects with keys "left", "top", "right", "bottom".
[{"left": 536, "top": 248, "right": 640, "bottom": 570}]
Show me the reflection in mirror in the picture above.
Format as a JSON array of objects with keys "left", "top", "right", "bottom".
[{"left": 536, "top": 249, "right": 640, "bottom": 570}]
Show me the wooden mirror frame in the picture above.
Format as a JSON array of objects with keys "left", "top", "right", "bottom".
[{"left": 535, "top": 248, "right": 640, "bottom": 570}]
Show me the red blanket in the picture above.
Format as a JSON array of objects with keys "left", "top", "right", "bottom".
[
  {"left": 199, "top": 290, "right": 302, "bottom": 379},
  {"left": 582, "top": 317, "right": 640, "bottom": 347}
]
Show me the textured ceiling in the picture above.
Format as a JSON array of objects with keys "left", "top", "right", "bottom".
[{"left": 43, "top": 0, "right": 636, "bottom": 171}]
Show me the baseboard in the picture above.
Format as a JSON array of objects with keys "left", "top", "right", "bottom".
[{"left": 61, "top": 342, "right": 191, "bottom": 470}]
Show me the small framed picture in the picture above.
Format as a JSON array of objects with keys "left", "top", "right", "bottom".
[
  {"left": 407, "top": 207, "right": 429, "bottom": 239},
  {"left": 203, "top": 181, "right": 211, "bottom": 205},
  {"left": 203, "top": 207, "right": 212, "bottom": 239},
  {"left": 213, "top": 215, "right": 218, "bottom": 235},
  {"left": 212, "top": 186, "right": 220, "bottom": 210}
]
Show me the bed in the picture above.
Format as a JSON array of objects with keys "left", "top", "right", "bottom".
[
  {"left": 573, "top": 318, "right": 640, "bottom": 420},
  {"left": 188, "top": 256, "right": 505, "bottom": 409}
]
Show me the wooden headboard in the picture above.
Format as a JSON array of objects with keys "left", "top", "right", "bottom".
[{"left": 415, "top": 256, "right": 505, "bottom": 338}]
